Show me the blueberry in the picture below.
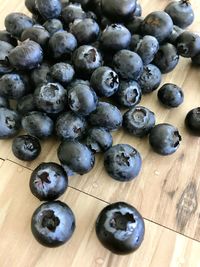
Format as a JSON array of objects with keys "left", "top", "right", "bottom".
[
  {"left": 0, "top": 73, "right": 28, "bottom": 100},
  {"left": 185, "top": 107, "right": 200, "bottom": 135},
  {"left": 30, "top": 62, "right": 52, "bottom": 87},
  {"left": 133, "top": 1, "right": 142, "bottom": 16},
  {"left": 149, "top": 123, "right": 182, "bottom": 155},
  {"left": 32, "top": 13, "right": 45, "bottom": 25},
  {"left": 34, "top": 83, "right": 67, "bottom": 114},
  {"left": 126, "top": 17, "right": 143, "bottom": 34},
  {"left": 176, "top": 31, "right": 200, "bottom": 58},
  {"left": 61, "top": 3, "right": 86, "bottom": 26},
  {"left": 30, "top": 162, "right": 68, "bottom": 201},
  {"left": 36, "top": 0, "right": 62, "bottom": 19},
  {"left": 21, "top": 25, "right": 50, "bottom": 48},
  {"left": 51, "top": 63, "right": 75, "bottom": 85},
  {"left": 0, "top": 108, "right": 21, "bottom": 139},
  {"left": 101, "top": 0, "right": 136, "bottom": 21},
  {"left": 48, "top": 31, "right": 77, "bottom": 60},
  {"left": 68, "top": 83, "right": 98, "bottom": 116},
  {"left": 90, "top": 66, "right": 119, "bottom": 97},
  {"left": 31, "top": 201, "right": 75, "bottom": 247},
  {"left": 167, "top": 25, "right": 183, "bottom": 45},
  {"left": 104, "top": 144, "right": 142, "bottom": 181},
  {"left": 153, "top": 43, "right": 179, "bottom": 73},
  {"left": 113, "top": 50, "right": 143, "bottom": 80},
  {"left": 70, "top": 18, "right": 100, "bottom": 45},
  {"left": 141, "top": 11, "right": 173, "bottom": 43},
  {"left": 5, "top": 12, "right": 33, "bottom": 39},
  {"left": 84, "top": 127, "right": 113, "bottom": 153},
  {"left": 115, "top": 80, "right": 141, "bottom": 108},
  {"left": 123, "top": 106, "right": 155, "bottom": 137},
  {"left": 96, "top": 202, "right": 145, "bottom": 254},
  {"left": 0, "top": 96, "right": 9, "bottom": 108},
  {"left": 12, "top": 135, "right": 41, "bottom": 161},
  {"left": 72, "top": 45, "right": 103, "bottom": 78},
  {"left": 138, "top": 64, "right": 161, "bottom": 94},
  {"left": 22, "top": 111, "right": 54, "bottom": 139},
  {"left": 88, "top": 102, "right": 122, "bottom": 131},
  {"left": 0, "top": 41, "right": 14, "bottom": 75},
  {"left": 57, "top": 140, "right": 95, "bottom": 175},
  {"left": 0, "top": 30, "right": 18, "bottom": 46},
  {"left": 17, "top": 94, "right": 37, "bottom": 115},
  {"left": 8, "top": 40, "right": 43, "bottom": 70},
  {"left": 158, "top": 83, "right": 184, "bottom": 108},
  {"left": 43, "top": 19, "right": 63, "bottom": 36},
  {"left": 55, "top": 111, "right": 87, "bottom": 140},
  {"left": 100, "top": 24, "right": 131, "bottom": 52},
  {"left": 165, "top": 0, "right": 194, "bottom": 29},
  {"left": 130, "top": 35, "right": 159, "bottom": 65}
]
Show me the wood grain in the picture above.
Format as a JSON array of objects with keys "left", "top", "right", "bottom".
[
  {"left": 0, "top": 0, "right": 200, "bottom": 245},
  {"left": 0, "top": 160, "right": 200, "bottom": 267}
]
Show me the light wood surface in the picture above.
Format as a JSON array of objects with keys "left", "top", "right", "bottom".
[
  {"left": 0, "top": 0, "right": 200, "bottom": 266},
  {"left": 0, "top": 160, "right": 200, "bottom": 267}
]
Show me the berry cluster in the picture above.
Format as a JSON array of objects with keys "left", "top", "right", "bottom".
[{"left": 0, "top": 0, "right": 199, "bottom": 255}]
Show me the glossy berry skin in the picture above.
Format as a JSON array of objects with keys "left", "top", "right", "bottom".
[
  {"left": 22, "top": 111, "right": 54, "bottom": 139},
  {"left": 68, "top": 83, "right": 98, "bottom": 116},
  {"left": 90, "top": 67, "right": 119, "bottom": 97},
  {"left": 185, "top": 108, "right": 200, "bottom": 135},
  {"left": 34, "top": 83, "right": 67, "bottom": 114},
  {"left": 8, "top": 40, "right": 43, "bottom": 70},
  {"left": 96, "top": 202, "right": 145, "bottom": 254},
  {"left": 21, "top": 26, "right": 50, "bottom": 48},
  {"left": 89, "top": 102, "right": 122, "bottom": 131},
  {"left": 51, "top": 63, "right": 75, "bottom": 85},
  {"left": 153, "top": 43, "right": 179, "bottom": 73},
  {"left": 176, "top": 31, "right": 200, "bottom": 58},
  {"left": 72, "top": 45, "right": 103, "bottom": 78},
  {"left": 149, "top": 123, "right": 182, "bottom": 155},
  {"left": 115, "top": 80, "right": 142, "bottom": 108},
  {"left": 104, "top": 144, "right": 142, "bottom": 181},
  {"left": 123, "top": 106, "right": 155, "bottom": 137},
  {"left": 0, "top": 30, "right": 17, "bottom": 46},
  {"left": 17, "top": 94, "right": 36, "bottom": 115},
  {"left": 0, "top": 96, "right": 9, "bottom": 108},
  {"left": 30, "top": 162, "right": 68, "bottom": 201},
  {"left": 141, "top": 11, "right": 173, "bottom": 43},
  {"left": 126, "top": 17, "right": 144, "bottom": 34},
  {"left": 113, "top": 50, "right": 143, "bottom": 80},
  {"left": 130, "top": 35, "right": 159, "bottom": 65},
  {"left": 57, "top": 140, "right": 95, "bottom": 175},
  {"left": 100, "top": 24, "right": 131, "bottom": 52},
  {"left": 43, "top": 19, "right": 63, "bottom": 36},
  {"left": 101, "top": 0, "right": 136, "bottom": 21},
  {"left": 5, "top": 12, "right": 33, "bottom": 38},
  {"left": 85, "top": 127, "right": 113, "bottom": 153},
  {"left": 36, "top": 0, "right": 62, "bottom": 20},
  {"left": 48, "top": 31, "right": 77, "bottom": 60},
  {"left": 158, "top": 83, "right": 184, "bottom": 108},
  {"left": 0, "top": 41, "right": 14, "bottom": 75},
  {"left": 55, "top": 111, "right": 87, "bottom": 140},
  {"left": 167, "top": 25, "right": 183, "bottom": 45},
  {"left": 0, "top": 108, "right": 21, "bottom": 139},
  {"left": 0, "top": 74, "right": 27, "bottom": 100},
  {"left": 30, "top": 62, "right": 52, "bottom": 87},
  {"left": 138, "top": 64, "right": 161, "bottom": 94},
  {"left": 31, "top": 201, "right": 75, "bottom": 247},
  {"left": 61, "top": 3, "right": 86, "bottom": 26},
  {"left": 165, "top": 0, "right": 194, "bottom": 29},
  {"left": 12, "top": 135, "right": 41, "bottom": 161},
  {"left": 25, "top": 0, "right": 38, "bottom": 14},
  {"left": 70, "top": 19, "right": 100, "bottom": 45}
]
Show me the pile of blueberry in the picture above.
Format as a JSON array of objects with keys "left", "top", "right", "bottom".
[{"left": 0, "top": 0, "right": 200, "bottom": 254}]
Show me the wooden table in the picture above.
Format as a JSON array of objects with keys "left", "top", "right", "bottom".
[{"left": 0, "top": 1, "right": 200, "bottom": 266}]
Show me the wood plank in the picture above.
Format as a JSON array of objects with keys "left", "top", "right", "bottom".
[
  {"left": 0, "top": 0, "right": 200, "bottom": 242},
  {"left": 0, "top": 160, "right": 199, "bottom": 267}
]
